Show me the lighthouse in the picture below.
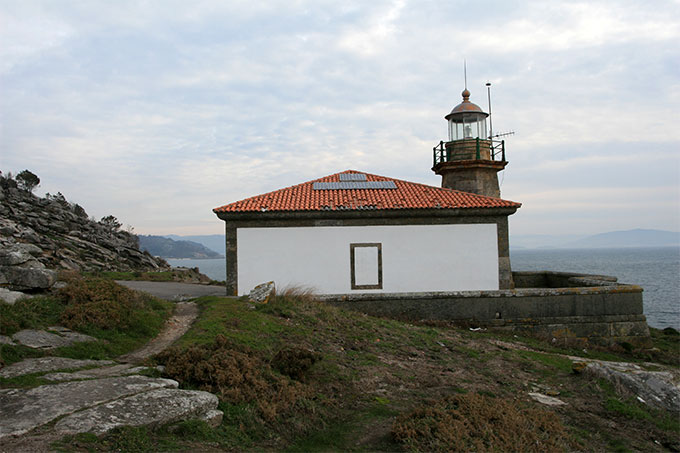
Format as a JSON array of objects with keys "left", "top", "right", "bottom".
[{"left": 432, "top": 86, "right": 507, "bottom": 198}]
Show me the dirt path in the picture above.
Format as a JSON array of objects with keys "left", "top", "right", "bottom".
[{"left": 118, "top": 302, "right": 198, "bottom": 364}]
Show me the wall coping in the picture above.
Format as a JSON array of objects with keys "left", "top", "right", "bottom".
[{"left": 317, "top": 271, "right": 642, "bottom": 301}]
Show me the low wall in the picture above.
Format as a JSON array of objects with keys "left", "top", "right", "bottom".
[{"left": 320, "top": 271, "right": 651, "bottom": 347}]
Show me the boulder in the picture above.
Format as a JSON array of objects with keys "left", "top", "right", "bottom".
[
  {"left": 0, "top": 287, "right": 30, "bottom": 305},
  {"left": 54, "top": 388, "right": 221, "bottom": 435},
  {"left": 0, "top": 266, "right": 57, "bottom": 291},
  {"left": 0, "top": 376, "right": 178, "bottom": 438},
  {"left": 249, "top": 281, "right": 276, "bottom": 304}
]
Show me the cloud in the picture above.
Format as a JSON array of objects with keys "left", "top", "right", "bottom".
[{"left": 1, "top": 0, "right": 678, "bottom": 236}]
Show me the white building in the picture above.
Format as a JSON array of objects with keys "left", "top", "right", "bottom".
[{"left": 214, "top": 89, "right": 521, "bottom": 295}]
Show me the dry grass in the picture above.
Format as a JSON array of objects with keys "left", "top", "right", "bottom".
[{"left": 392, "top": 393, "right": 571, "bottom": 452}]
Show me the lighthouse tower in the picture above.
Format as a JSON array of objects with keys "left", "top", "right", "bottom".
[{"left": 432, "top": 87, "right": 507, "bottom": 198}]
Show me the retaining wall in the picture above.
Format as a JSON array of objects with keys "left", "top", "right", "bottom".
[{"left": 320, "top": 271, "right": 651, "bottom": 347}]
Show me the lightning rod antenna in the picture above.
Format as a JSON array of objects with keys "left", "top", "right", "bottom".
[
  {"left": 464, "top": 60, "right": 468, "bottom": 90},
  {"left": 486, "top": 81, "right": 493, "bottom": 139}
]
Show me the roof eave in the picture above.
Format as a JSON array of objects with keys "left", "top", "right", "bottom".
[{"left": 214, "top": 205, "right": 520, "bottom": 222}]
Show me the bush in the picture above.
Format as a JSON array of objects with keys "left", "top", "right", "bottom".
[
  {"left": 271, "top": 347, "right": 321, "bottom": 381},
  {"left": 392, "top": 393, "right": 570, "bottom": 452},
  {"left": 99, "top": 215, "right": 122, "bottom": 231},
  {"left": 58, "top": 277, "right": 144, "bottom": 331},
  {"left": 159, "top": 335, "right": 310, "bottom": 422},
  {"left": 16, "top": 169, "right": 40, "bottom": 192}
]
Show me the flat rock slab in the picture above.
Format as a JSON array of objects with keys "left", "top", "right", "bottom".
[
  {"left": 0, "top": 375, "right": 178, "bottom": 438},
  {"left": 529, "top": 392, "right": 567, "bottom": 406},
  {"left": 0, "top": 357, "right": 115, "bottom": 379},
  {"left": 55, "top": 388, "right": 220, "bottom": 435},
  {"left": 11, "top": 328, "right": 96, "bottom": 349},
  {"left": 42, "top": 364, "right": 153, "bottom": 382},
  {"left": 581, "top": 361, "right": 680, "bottom": 414}
]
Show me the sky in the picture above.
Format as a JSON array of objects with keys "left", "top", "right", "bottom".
[{"left": 1, "top": 0, "right": 679, "bottom": 237}]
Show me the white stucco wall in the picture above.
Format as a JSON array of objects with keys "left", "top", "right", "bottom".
[{"left": 237, "top": 224, "right": 498, "bottom": 295}]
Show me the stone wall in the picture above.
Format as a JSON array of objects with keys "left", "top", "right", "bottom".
[{"left": 320, "top": 271, "right": 651, "bottom": 347}]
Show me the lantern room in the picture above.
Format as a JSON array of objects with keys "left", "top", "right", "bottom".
[{"left": 445, "top": 88, "right": 488, "bottom": 141}]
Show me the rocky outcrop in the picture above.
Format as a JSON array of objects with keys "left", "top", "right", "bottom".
[
  {"left": 0, "top": 375, "right": 180, "bottom": 438},
  {"left": 54, "top": 388, "right": 221, "bottom": 434},
  {"left": 0, "top": 174, "right": 168, "bottom": 292},
  {"left": 576, "top": 360, "right": 680, "bottom": 414},
  {"left": 10, "top": 327, "right": 97, "bottom": 350}
]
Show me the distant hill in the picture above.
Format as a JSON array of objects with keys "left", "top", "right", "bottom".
[
  {"left": 511, "top": 229, "right": 679, "bottom": 250},
  {"left": 566, "top": 229, "right": 680, "bottom": 249},
  {"left": 510, "top": 234, "right": 584, "bottom": 250},
  {"left": 165, "top": 234, "right": 225, "bottom": 255},
  {"left": 138, "top": 235, "right": 223, "bottom": 259}
]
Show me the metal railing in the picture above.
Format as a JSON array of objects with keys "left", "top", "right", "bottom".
[{"left": 432, "top": 138, "right": 506, "bottom": 167}]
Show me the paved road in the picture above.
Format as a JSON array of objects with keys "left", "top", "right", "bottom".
[{"left": 116, "top": 281, "right": 227, "bottom": 301}]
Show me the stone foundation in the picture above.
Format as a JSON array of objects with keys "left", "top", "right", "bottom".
[{"left": 320, "top": 271, "right": 651, "bottom": 347}]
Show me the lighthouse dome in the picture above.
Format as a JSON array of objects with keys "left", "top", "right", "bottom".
[{"left": 446, "top": 88, "right": 488, "bottom": 118}]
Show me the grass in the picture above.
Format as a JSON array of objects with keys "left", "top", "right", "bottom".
[
  {"left": 3, "top": 284, "right": 678, "bottom": 452},
  {"left": 0, "top": 277, "right": 172, "bottom": 368}
]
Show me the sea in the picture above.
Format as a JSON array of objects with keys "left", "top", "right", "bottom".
[{"left": 167, "top": 246, "right": 680, "bottom": 330}]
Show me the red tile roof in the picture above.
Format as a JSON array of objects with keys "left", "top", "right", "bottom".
[{"left": 213, "top": 170, "right": 521, "bottom": 213}]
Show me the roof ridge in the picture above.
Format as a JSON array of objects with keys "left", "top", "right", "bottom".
[{"left": 213, "top": 169, "right": 521, "bottom": 213}]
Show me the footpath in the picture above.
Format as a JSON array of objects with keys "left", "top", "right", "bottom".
[{"left": 0, "top": 282, "right": 228, "bottom": 452}]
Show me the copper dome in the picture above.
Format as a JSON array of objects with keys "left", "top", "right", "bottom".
[{"left": 445, "top": 88, "right": 488, "bottom": 120}]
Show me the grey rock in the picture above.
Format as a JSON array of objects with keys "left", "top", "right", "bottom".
[
  {"left": 0, "top": 266, "right": 56, "bottom": 290},
  {"left": 42, "top": 364, "right": 152, "bottom": 382},
  {"left": 54, "top": 388, "right": 220, "bottom": 435},
  {"left": 199, "top": 409, "right": 224, "bottom": 428},
  {"left": 0, "top": 287, "right": 30, "bottom": 305},
  {"left": 0, "top": 249, "right": 32, "bottom": 266},
  {"left": 0, "top": 357, "right": 115, "bottom": 379},
  {"left": 11, "top": 328, "right": 97, "bottom": 349},
  {"left": 0, "top": 375, "right": 178, "bottom": 438},
  {"left": 581, "top": 361, "right": 680, "bottom": 414},
  {"left": 0, "top": 335, "right": 15, "bottom": 346},
  {"left": 249, "top": 281, "right": 276, "bottom": 304},
  {"left": 528, "top": 392, "right": 567, "bottom": 406}
]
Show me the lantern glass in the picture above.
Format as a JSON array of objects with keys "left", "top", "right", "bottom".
[{"left": 448, "top": 113, "right": 487, "bottom": 141}]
